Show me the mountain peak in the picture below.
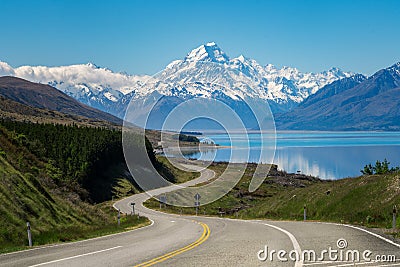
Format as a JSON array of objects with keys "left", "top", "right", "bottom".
[
  {"left": 329, "top": 67, "right": 340, "bottom": 72},
  {"left": 236, "top": 55, "right": 246, "bottom": 62},
  {"left": 391, "top": 61, "right": 400, "bottom": 67},
  {"left": 388, "top": 61, "right": 400, "bottom": 72},
  {"left": 321, "top": 67, "right": 352, "bottom": 78},
  {"left": 86, "top": 62, "right": 99, "bottom": 68},
  {"left": 184, "top": 42, "right": 229, "bottom": 63},
  {"left": 206, "top": 41, "right": 217, "bottom": 46}
]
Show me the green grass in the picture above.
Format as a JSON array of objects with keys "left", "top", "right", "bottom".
[
  {"left": 0, "top": 123, "right": 200, "bottom": 253},
  {"left": 0, "top": 124, "right": 152, "bottom": 254},
  {"left": 29, "top": 201, "right": 150, "bottom": 248},
  {"left": 0, "top": 155, "right": 150, "bottom": 254},
  {"left": 1, "top": 206, "right": 149, "bottom": 254},
  {"left": 144, "top": 162, "right": 400, "bottom": 231},
  {"left": 156, "top": 156, "right": 200, "bottom": 183}
]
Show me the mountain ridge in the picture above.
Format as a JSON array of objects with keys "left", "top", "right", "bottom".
[
  {"left": 0, "top": 42, "right": 353, "bottom": 118},
  {"left": 276, "top": 62, "right": 400, "bottom": 130},
  {"left": 0, "top": 76, "right": 122, "bottom": 125}
]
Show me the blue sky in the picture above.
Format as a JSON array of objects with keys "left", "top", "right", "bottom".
[{"left": 1, "top": 0, "right": 399, "bottom": 75}]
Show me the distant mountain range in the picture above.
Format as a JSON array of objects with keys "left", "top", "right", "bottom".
[
  {"left": 0, "top": 43, "right": 399, "bottom": 130},
  {"left": 276, "top": 63, "right": 400, "bottom": 130},
  {"left": 0, "top": 42, "right": 351, "bottom": 118}
]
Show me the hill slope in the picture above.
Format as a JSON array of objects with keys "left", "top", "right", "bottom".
[
  {"left": 0, "top": 77, "right": 192, "bottom": 251},
  {"left": 0, "top": 95, "right": 119, "bottom": 128},
  {"left": 146, "top": 162, "right": 400, "bottom": 230},
  {"left": 0, "top": 76, "right": 122, "bottom": 125},
  {"left": 0, "top": 123, "right": 147, "bottom": 251}
]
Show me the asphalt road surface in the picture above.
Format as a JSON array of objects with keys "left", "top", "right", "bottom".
[{"left": 1, "top": 163, "right": 400, "bottom": 267}]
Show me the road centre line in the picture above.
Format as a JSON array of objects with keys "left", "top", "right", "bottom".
[{"left": 133, "top": 221, "right": 210, "bottom": 267}]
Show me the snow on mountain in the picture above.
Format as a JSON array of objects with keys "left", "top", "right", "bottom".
[
  {"left": 0, "top": 42, "right": 354, "bottom": 119},
  {"left": 184, "top": 42, "right": 230, "bottom": 63},
  {"left": 276, "top": 62, "right": 400, "bottom": 131},
  {"left": 387, "top": 62, "right": 400, "bottom": 78},
  {"left": 128, "top": 42, "right": 353, "bottom": 108}
]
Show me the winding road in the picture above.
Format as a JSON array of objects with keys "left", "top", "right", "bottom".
[{"left": 1, "top": 163, "right": 400, "bottom": 267}]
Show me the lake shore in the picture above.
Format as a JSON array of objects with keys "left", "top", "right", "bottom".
[{"left": 155, "top": 144, "right": 230, "bottom": 155}]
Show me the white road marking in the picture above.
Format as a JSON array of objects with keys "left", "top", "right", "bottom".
[
  {"left": 264, "top": 223, "right": 304, "bottom": 267},
  {"left": 320, "top": 222, "right": 400, "bottom": 249},
  {"left": 27, "top": 246, "right": 123, "bottom": 267}
]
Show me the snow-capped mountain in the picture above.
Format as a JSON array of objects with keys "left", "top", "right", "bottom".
[
  {"left": 276, "top": 62, "right": 400, "bottom": 130},
  {"left": 119, "top": 42, "right": 354, "bottom": 129},
  {"left": 137, "top": 42, "right": 352, "bottom": 107},
  {"left": 0, "top": 42, "right": 354, "bottom": 124}
]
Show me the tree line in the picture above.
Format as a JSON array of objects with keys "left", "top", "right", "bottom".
[
  {"left": 0, "top": 120, "right": 123, "bottom": 182},
  {"left": 361, "top": 158, "right": 400, "bottom": 175},
  {"left": 0, "top": 119, "right": 176, "bottom": 202}
]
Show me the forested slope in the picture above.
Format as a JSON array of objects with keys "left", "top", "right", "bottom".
[{"left": 0, "top": 120, "right": 172, "bottom": 250}]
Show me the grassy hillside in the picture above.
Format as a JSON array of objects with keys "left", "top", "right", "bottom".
[
  {"left": 0, "top": 77, "right": 201, "bottom": 252},
  {"left": 156, "top": 156, "right": 200, "bottom": 183},
  {"left": 0, "top": 120, "right": 180, "bottom": 202},
  {"left": 145, "top": 162, "right": 400, "bottom": 229},
  {"left": 0, "top": 154, "right": 148, "bottom": 252},
  {"left": 0, "top": 121, "right": 155, "bottom": 252},
  {"left": 0, "top": 118, "right": 201, "bottom": 252}
]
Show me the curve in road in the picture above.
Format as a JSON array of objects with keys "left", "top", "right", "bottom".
[{"left": 2, "top": 162, "right": 400, "bottom": 267}]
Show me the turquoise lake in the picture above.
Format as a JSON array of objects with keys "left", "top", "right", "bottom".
[{"left": 185, "top": 131, "right": 400, "bottom": 179}]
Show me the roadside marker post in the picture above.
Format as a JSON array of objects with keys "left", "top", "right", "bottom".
[
  {"left": 195, "top": 201, "right": 200, "bottom": 216},
  {"left": 218, "top": 207, "right": 225, "bottom": 217},
  {"left": 130, "top": 202, "right": 135, "bottom": 215},
  {"left": 118, "top": 209, "right": 121, "bottom": 226},
  {"left": 27, "top": 222, "right": 32, "bottom": 247},
  {"left": 393, "top": 205, "right": 397, "bottom": 230},
  {"left": 159, "top": 195, "right": 167, "bottom": 209},
  {"left": 194, "top": 193, "right": 201, "bottom": 216},
  {"left": 304, "top": 205, "right": 307, "bottom": 221}
]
